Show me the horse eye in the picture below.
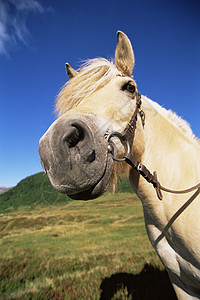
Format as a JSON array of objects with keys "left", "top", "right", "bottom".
[{"left": 123, "top": 82, "right": 136, "bottom": 94}]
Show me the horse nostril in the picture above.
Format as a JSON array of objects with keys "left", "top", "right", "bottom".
[
  {"left": 64, "top": 125, "right": 84, "bottom": 148},
  {"left": 86, "top": 150, "right": 96, "bottom": 163}
]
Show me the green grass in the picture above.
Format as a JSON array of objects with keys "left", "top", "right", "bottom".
[{"left": 0, "top": 193, "right": 177, "bottom": 299}]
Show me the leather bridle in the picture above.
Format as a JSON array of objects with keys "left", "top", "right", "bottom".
[{"left": 107, "top": 92, "right": 200, "bottom": 200}]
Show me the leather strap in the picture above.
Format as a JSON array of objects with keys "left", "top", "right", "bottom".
[
  {"left": 124, "top": 153, "right": 163, "bottom": 200},
  {"left": 122, "top": 92, "right": 144, "bottom": 140},
  {"left": 124, "top": 152, "right": 200, "bottom": 200}
]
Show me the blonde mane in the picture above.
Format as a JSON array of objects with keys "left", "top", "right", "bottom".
[
  {"left": 143, "top": 96, "right": 199, "bottom": 144},
  {"left": 56, "top": 58, "right": 120, "bottom": 116}
]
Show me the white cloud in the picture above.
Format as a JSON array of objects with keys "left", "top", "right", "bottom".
[{"left": 0, "top": 0, "right": 48, "bottom": 56}]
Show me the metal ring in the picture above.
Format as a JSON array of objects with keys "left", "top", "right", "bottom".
[{"left": 106, "top": 131, "right": 130, "bottom": 162}]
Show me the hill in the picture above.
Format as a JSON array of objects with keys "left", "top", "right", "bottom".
[
  {"left": 0, "top": 173, "right": 72, "bottom": 213},
  {"left": 0, "top": 172, "right": 133, "bottom": 213}
]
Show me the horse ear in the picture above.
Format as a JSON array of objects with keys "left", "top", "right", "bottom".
[
  {"left": 65, "top": 63, "right": 78, "bottom": 79},
  {"left": 115, "top": 31, "right": 135, "bottom": 76}
]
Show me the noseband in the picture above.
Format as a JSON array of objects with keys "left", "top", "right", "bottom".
[{"left": 107, "top": 92, "right": 200, "bottom": 200}]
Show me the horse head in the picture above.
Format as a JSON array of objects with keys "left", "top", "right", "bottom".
[{"left": 39, "top": 31, "right": 145, "bottom": 200}]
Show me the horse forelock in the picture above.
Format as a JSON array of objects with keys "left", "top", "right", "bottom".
[{"left": 56, "top": 58, "right": 120, "bottom": 116}]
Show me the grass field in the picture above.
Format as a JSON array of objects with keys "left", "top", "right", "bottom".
[{"left": 0, "top": 192, "right": 177, "bottom": 299}]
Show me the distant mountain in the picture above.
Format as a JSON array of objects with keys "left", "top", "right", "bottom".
[
  {"left": 0, "top": 187, "right": 13, "bottom": 195},
  {"left": 0, "top": 172, "right": 133, "bottom": 213}
]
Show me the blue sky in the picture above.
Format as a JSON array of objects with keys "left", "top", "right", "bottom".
[{"left": 0, "top": 0, "right": 200, "bottom": 187}]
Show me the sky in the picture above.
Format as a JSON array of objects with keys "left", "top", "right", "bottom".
[{"left": 0, "top": 0, "right": 200, "bottom": 187}]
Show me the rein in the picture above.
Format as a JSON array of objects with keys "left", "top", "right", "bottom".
[{"left": 107, "top": 92, "right": 200, "bottom": 200}]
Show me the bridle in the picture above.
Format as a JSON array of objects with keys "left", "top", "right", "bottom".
[{"left": 107, "top": 92, "right": 200, "bottom": 200}]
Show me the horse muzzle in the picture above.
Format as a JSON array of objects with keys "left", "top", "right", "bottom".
[{"left": 38, "top": 115, "right": 114, "bottom": 200}]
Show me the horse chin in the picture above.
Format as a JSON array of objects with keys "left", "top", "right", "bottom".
[{"left": 49, "top": 155, "right": 114, "bottom": 201}]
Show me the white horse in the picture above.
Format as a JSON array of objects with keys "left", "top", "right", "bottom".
[{"left": 39, "top": 31, "right": 200, "bottom": 299}]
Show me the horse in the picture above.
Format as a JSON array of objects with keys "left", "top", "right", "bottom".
[{"left": 39, "top": 31, "right": 200, "bottom": 299}]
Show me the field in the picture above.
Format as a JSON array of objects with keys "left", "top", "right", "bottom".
[{"left": 0, "top": 192, "right": 177, "bottom": 299}]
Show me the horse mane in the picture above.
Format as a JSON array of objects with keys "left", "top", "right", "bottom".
[
  {"left": 56, "top": 58, "right": 120, "bottom": 116},
  {"left": 143, "top": 96, "right": 199, "bottom": 144}
]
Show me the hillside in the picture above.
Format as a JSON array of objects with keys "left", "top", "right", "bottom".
[
  {"left": 0, "top": 173, "right": 72, "bottom": 213},
  {"left": 0, "top": 172, "right": 133, "bottom": 213}
]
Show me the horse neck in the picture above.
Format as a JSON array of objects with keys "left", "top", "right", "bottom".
[{"left": 140, "top": 99, "right": 200, "bottom": 192}]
